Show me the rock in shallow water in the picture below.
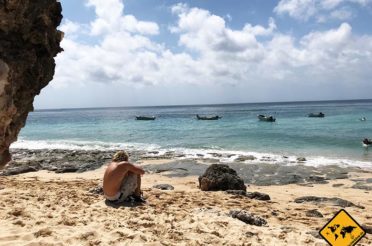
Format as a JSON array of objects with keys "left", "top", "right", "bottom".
[
  {"left": 235, "top": 155, "right": 256, "bottom": 162},
  {"left": 229, "top": 210, "right": 267, "bottom": 226},
  {"left": 198, "top": 164, "right": 246, "bottom": 191}
]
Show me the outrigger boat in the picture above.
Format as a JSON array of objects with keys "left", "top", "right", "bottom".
[
  {"left": 196, "top": 114, "right": 222, "bottom": 120},
  {"left": 363, "top": 138, "right": 372, "bottom": 148},
  {"left": 308, "top": 112, "right": 325, "bottom": 118},
  {"left": 135, "top": 116, "right": 156, "bottom": 120},
  {"left": 257, "top": 114, "right": 276, "bottom": 122}
]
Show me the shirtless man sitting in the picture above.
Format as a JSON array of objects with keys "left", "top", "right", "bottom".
[{"left": 103, "top": 150, "right": 145, "bottom": 203}]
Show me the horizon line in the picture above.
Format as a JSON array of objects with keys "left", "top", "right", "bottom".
[{"left": 34, "top": 98, "right": 372, "bottom": 111}]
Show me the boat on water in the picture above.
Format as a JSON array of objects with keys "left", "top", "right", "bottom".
[
  {"left": 363, "top": 138, "right": 372, "bottom": 148},
  {"left": 196, "top": 114, "right": 222, "bottom": 120},
  {"left": 360, "top": 117, "right": 367, "bottom": 121},
  {"left": 257, "top": 114, "right": 276, "bottom": 122},
  {"left": 308, "top": 112, "right": 325, "bottom": 118},
  {"left": 135, "top": 116, "right": 156, "bottom": 120}
]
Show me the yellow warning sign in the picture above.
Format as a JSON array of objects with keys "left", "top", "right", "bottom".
[{"left": 319, "top": 209, "right": 366, "bottom": 246}]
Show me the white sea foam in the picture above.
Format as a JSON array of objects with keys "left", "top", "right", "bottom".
[
  {"left": 10, "top": 139, "right": 372, "bottom": 169},
  {"left": 11, "top": 139, "right": 161, "bottom": 152}
]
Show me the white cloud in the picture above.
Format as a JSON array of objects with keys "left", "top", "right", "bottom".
[
  {"left": 53, "top": 1, "right": 372, "bottom": 98},
  {"left": 330, "top": 8, "right": 354, "bottom": 20},
  {"left": 274, "top": 0, "right": 371, "bottom": 21},
  {"left": 171, "top": 6, "right": 275, "bottom": 54},
  {"left": 274, "top": 0, "right": 317, "bottom": 21},
  {"left": 321, "top": 0, "right": 344, "bottom": 9},
  {"left": 243, "top": 17, "right": 277, "bottom": 36},
  {"left": 86, "top": 0, "right": 159, "bottom": 36},
  {"left": 59, "top": 20, "right": 81, "bottom": 34},
  {"left": 301, "top": 22, "right": 352, "bottom": 49}
]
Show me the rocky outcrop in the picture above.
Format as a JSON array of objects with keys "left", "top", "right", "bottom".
[
  {"left": 294, "top": 196, "right": 365, "bottom": 209},
  {"left": 0, "top": 0, "right": 63, "bottom": 169},
  {"left": 198, "top": 164, "right": 246, "bottom": 191},
  {"left": 1, "top": 149, "right": 114, "bottom": 175}
]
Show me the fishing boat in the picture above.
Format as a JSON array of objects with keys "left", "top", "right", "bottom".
[
  {"left": 363, "top": 138, "right": 372, "bottom": 148},
  {"left": 308, "top": 112, "right": 325, "bottom": 118},
  {"left": 359, "top": 117, "right": 367, "bottom": 121},
  {"left": 257, "top": 114, "right": 276, "bottom": 122},
  {"left": 196, "top": 114, "right": 221, "bottom": 120},
  {"left": 135, "top": 116, "right": 156, "bottom": 120}
]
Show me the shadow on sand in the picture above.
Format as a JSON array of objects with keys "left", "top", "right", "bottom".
[{"left": 104, "top": 199, "right": 146, "bottom": 208}]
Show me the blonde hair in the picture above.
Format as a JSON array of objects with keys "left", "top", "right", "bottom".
[{"left": 112, "top": 150, "right": 129, "bottom": 162}]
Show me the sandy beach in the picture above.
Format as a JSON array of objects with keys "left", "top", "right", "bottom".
[
  {"left": 1, "top": 157, "right": 371, "bottom": 246},
  {"left": 1, "top": 1, "right": 372, "bottom": 246}
]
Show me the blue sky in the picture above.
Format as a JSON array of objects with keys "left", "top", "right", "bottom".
[{"left": 34, "top": 0, "right": 372, "bottom": 109}]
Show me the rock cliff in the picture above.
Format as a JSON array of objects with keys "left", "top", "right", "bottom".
[{"left": 0, "top": 0, "right": 63, "bottom": 168}]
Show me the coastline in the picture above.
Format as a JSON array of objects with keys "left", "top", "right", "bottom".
[
  {"left": 6, "top": 146, "right": 372, "bottom": 176},
  {"left": 1, "top": 151, "right": 371, "bottom": 245}
]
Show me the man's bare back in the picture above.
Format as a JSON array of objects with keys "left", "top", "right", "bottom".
[{"left": 103, "top": 161, "right": 144, "bottom": 197}]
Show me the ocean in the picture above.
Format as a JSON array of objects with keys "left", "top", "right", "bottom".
[{"left": 11, "top": 100, "right": 372, "bottom": 169}]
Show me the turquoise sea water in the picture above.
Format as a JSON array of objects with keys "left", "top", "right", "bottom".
[{"left": 12, "top": 100, "right": 372, "bottom": 168}]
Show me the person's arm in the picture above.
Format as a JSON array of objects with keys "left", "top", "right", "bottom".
[{"left": 117, "top": 162, "right": 145, "bottom": 175}]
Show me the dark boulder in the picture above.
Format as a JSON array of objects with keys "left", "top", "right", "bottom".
[
  {"left": 199, "top": 164, "right": 246, "bottom": 191},
  {"left": 297, "top": 157, "right": 307, "bottom": 162}
]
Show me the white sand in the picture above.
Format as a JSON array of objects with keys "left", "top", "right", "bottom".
[{"left": 0, "top": 164, "right": 371, "bottom": 246}]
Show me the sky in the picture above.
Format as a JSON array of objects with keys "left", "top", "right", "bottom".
[{"left": 34, "top": 0, "right": 372, "bottom": 109}]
